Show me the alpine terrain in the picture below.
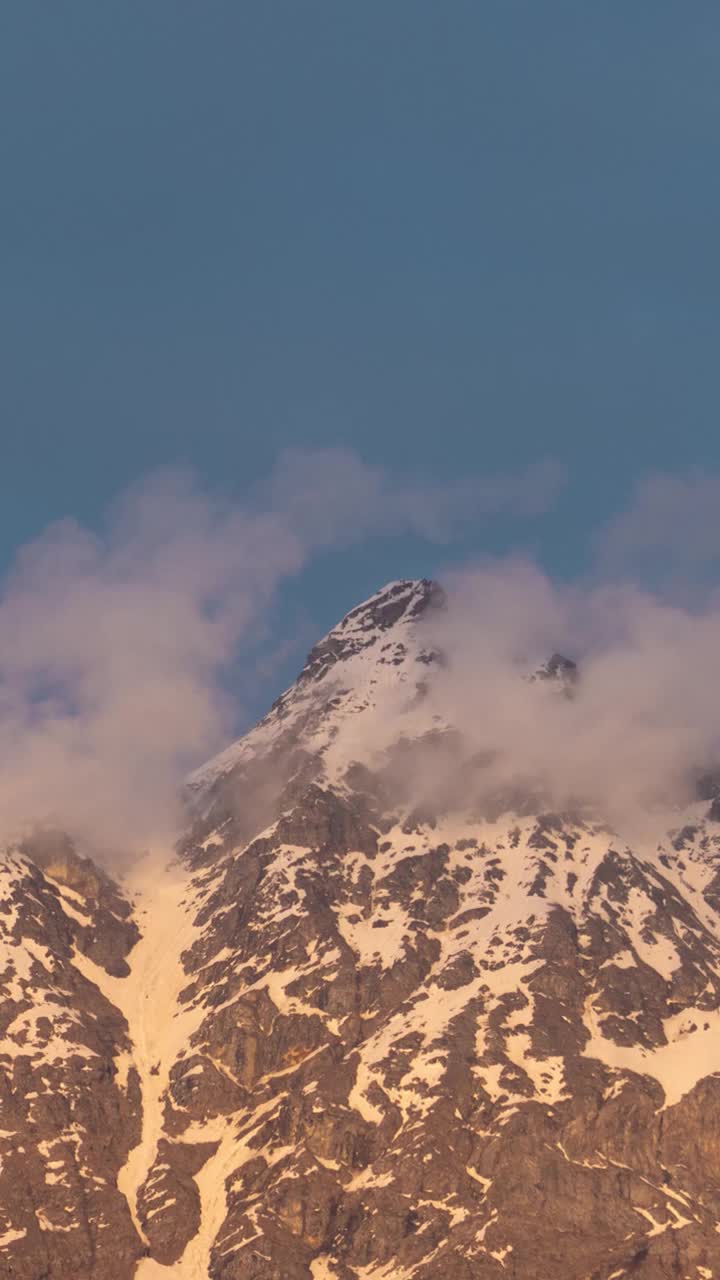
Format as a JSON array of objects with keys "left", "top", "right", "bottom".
[{"left": 3, "top": 578, "right": 720, "bottom": 1280}]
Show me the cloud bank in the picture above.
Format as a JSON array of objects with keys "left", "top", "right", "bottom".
[
  {"left": 418, "top": 559, "right": 720, "bottom": 832},
  {"left": 4, "top": 453, "right": 718, "bottom": 856},
  {"left": 594, "top": 468, "right": 720, "bottom": 601}
]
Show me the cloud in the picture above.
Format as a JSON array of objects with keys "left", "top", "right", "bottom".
[
  {"left": 372, "top": 557, "right": 720, "bottom": 834},
  {"left": 267, "top": 448, "right": 567, "bottom": 545},
  {"left": 0, "top": 469, "right": 302, "bottom": 858},
  {"left": 0, "top": 449, "right": 562, "bottom": 857},
  {"left": 594, "top": 468, "right": 720, "bottom": 598}
]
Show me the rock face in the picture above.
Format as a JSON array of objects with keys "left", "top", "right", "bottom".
[
  {"left": 0, "top": 838, "right": 142, "bottom": 1277},
  {"left": 4, "top": 578, "right": 720, "bottom": 1278}
]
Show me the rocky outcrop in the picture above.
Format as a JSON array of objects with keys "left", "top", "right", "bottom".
[{"left": 0, "top": 847, "right": 143, "bottom": 1278}]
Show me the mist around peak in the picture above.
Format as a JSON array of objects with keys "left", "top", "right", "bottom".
[
  {"left": 400, "top": 559, "right": 720, "bottom": 833},
  {"left": 1, "top": 458, "right": 720, "bottom": 858},
  {"left": 0, "top": 450, "right": 561, "bottom": 860}
]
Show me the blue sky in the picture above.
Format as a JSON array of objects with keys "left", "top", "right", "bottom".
[{"left": 2, "top": 4, "right": 720, "bottom": 711}]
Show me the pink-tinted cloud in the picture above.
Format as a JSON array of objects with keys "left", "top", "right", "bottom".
[
  {"left": 594, "top": 468, "right": 720, "bottom": 599},
  {"left": 267, "top": 448, "right": 567, "bottom": 545},
  {"left": 414, "top": 558, "right": 720, "bottom": 831}
]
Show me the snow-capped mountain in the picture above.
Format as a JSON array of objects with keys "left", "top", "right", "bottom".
[{"left": 3, "top": 579, "right": 720, "bottom": 1279}]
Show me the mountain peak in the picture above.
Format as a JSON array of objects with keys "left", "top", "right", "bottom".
[
  {"left": 299, "top": 577, "right": 445, "bottom": 686},
  {"left": 186, "top": 578, "right": 444, "bottom": 795},
  {"left": 531, "top": 650, "right": 579, "bottom": 694}
]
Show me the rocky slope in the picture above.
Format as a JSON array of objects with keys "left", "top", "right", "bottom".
[{"left": 3, "top": 580, "right": 720, "bottom": 1279}]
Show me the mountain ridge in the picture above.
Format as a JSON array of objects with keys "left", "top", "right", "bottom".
[{"left": 2, "top": 579, "right": 720, "bottom": 1278}]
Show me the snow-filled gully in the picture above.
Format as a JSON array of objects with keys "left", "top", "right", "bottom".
[{"left": 72, "top": 855, "right": 226, "bottom": 1279}]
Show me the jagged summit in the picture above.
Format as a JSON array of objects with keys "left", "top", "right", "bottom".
[
  {"left": 531, "top": 650, "right": 578, "bottom": 690},
  {"left": 188, "top": 577, "right": 444, "bottom": 796},
  {"left": 298, "top": 577, "right": 444, "bottom": 686}
]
